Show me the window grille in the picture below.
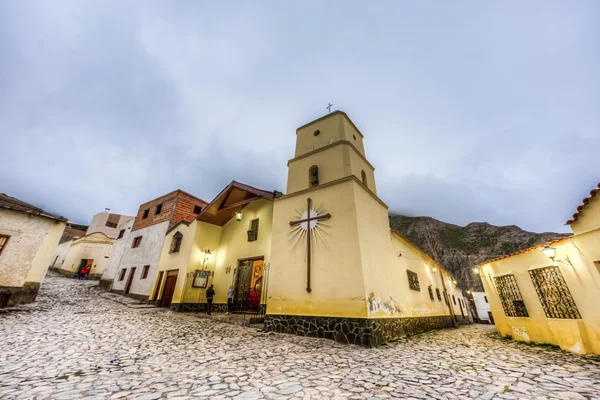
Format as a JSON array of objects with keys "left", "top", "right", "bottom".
[
  {"left": 494, "top": 274, "right": 529, "bottom": 317},
  {"left": 529, "top": 266, "right": 581, "bottom": 319},
  {"left": 407, "top": 270, "right": 420, "bottom": 291},
  {"left": 436, "top": 288, "right": 442, "bottom": 301},
  {"left": 248, "top": 219, "right": 259, "bottom": 242},
  {"left": 428, "top": 285, "right": 434, "bottom": 300},
  {"left": 169, "top": 232, "right": 183, "bottom": 253}
]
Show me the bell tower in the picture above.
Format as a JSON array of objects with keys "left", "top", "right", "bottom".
[{"left": 286, "top": 111, "right": 377, "bottom": 195}]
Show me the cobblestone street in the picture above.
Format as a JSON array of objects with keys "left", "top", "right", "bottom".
[{"left": 1, "top": 274, "right": 599, "bottom": 400}]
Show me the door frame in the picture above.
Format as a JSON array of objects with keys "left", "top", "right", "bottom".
[
  {"left": 124, "top": 267, "right": 136, "bottom": 294},
  {"left": 232, "top": 256, "right": 264, "bottom": 312},
  {"left": 160, "top": 271, "right": 178, "bottom": 308}
]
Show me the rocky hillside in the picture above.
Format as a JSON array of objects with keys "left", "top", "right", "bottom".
[{"left": 389, "top": 215, "right": 571, "bottom": 291}]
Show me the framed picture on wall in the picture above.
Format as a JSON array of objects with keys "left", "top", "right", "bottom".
[{"left": 192, "top": 270, "right": 209, "bottom": 288}]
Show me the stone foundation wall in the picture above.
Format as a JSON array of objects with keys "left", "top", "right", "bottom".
[
  {"left": 98, "top": 279, "right": 113, "bottom": 291},
  {"left": 0, "top": 282, "right": 40, "bottom": 306},
  {"left": 170, "top": 302, "right": 267, "bottom": 314},
  {"left": 110, "top": 289, "right": 148, "bottom": 303},
  {"left": 264, "top": 314, "right": 455, "bottom": 347}
]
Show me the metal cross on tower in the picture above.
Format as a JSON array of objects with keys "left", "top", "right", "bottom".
[
  {"left": 289, "top": 198, "right": 331, "bottom": 292},
  {"left": 326, "top": 103, "right": 333, "bottom": 113}
]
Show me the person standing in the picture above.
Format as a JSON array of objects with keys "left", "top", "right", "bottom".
[
  {"left": 206, "top": 285, "right": 215, "bottom": 315},
  {"left": 227, "top": 286, "right": 234, "bottom": 314}
]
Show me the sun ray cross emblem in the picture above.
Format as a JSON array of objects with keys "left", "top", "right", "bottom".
[{"left": 288, "top": 198, "right": 331, "bottom": 293}]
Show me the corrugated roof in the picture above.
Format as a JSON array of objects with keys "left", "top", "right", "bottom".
[
  {"left": 566, "top": 182, "right": 600, "bottom": 225},
  {"left": 0, "top": 193, "right": 67, "bottom": 222}
]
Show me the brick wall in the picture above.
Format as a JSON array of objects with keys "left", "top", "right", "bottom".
[
  {"left": 132, "top": 190, "right": 207, "bottom": 232},
  {"left": 59, "top": 226, "right": 87, "bottom": 244}
]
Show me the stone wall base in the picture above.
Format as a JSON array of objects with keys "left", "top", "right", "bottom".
[
  {"left": 0, "top": 282, "right": 41, "bottom": 306},
  {"left": 110, "top": 289, "right": 148, "bottom": 303},
  {"left": 98, "top": 279, "right": 113, "bottom": 291},
  {"left": 264, "top": 314, "right": 455, "bottom": 347}
]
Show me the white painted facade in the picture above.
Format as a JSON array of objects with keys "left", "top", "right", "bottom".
[
  {"left": 0, "top": 209, "right": 65, "bottom": 288},
  {"left": 109, "top": 221, "right": 169, "bottom": 299},
  {"left": 472, "top": 291, "right": 492, "bottom": 323},
  {"left": 86, "top": 212, "right": 134, "bottom": 239},
  {"left": 51, "top": 240, "right": 73, "bottom": 271},
  {"left": 100, "top": 218, "right": 135, "bottom": 287}
]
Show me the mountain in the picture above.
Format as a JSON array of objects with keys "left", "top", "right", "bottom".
[{"left": 389, "top": 215, "right": 571, "bottom": 292}]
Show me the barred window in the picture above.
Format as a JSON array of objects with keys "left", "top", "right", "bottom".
[
  {"left": 407, "top": 270, "right": 420, "bottom": 291},
  {"left": 169, "top": 232, "right": 183, "bottom": 253},
  {"left": 428, "top": 285, "right": 434, "bottom": 300},
  {"left": 529, "top": 266, "right": 581, "bottom": 319},
  {"left": 436, "top": 288, "right": 442, "bottom": 301},
  {"left": 247, "top": 219, "right": 259, "bottom": 242},
  {"left": 494, "top": 274, "right": 529, "bottom": 317}
]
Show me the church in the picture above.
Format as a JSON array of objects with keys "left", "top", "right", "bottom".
[{"left": 146, "top": 111, "right": 469, "bottom": 347}]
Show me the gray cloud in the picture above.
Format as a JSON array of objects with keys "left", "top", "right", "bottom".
[{"left": 0, "top": 1, "right": 598, "bottom": 233}]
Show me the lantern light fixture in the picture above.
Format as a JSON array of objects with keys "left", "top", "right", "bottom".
[
  {"left": 235, "top": 208, "right": 243, "bottom": 221},
  {"left": 541, "top": 245, "right": 573, "bottom": 267}
]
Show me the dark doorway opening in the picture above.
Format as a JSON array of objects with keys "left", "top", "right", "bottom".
[{"left": 124, "top": 267, "right": 136, "bottom": 294}]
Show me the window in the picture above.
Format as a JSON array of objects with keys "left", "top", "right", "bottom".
[
  {"left": 313, "top": 130, "right": 320, "bottom": 136},
  {"left": 142, "top": 209, "right": 149, "bottom": 219},
  {"left": 361, "top": 170, "right": 367, "bottom": 186},
  {"left": 407, "top": 270, "right": 420, "bottom": 291},
  {"left": 155, "top": 204, "right": 163, "bottom": 215},
  {"left": 141, "top": 265, "right": 150, "bottom": 279},
  {"left": 436, "top": 288, "right": 442, "bottom": 301},
  {"left": 169, "top": 232, "right": 183, "bottom": 253},
  {"left": 494, "top": 274, "right": 529, "bottom": 317},
  {"left": 0, "top": 235, "right": 9, "bottom": 257},
  {"left": 193, "top": 205, "right": 202, "bottom": 214},
  {"left": 105, "top": 221, "right": 118, "bottom": 228},
  {"left": 248, "top": 219, "right": 259, "bottom": 242},
  {"left": 529, "top": 266, "right": 581, "bottom": 319},
  {"left": 118, "top": 269, "right": 127, "bottom": 281},
  {"left": 132, "top": 236, "right": 142, "bottom": 248},
  {"left": 118, "top": 229, "right": 125, "bottom": 239},
  {"left": 428, "top": 285, "right": 434, "bottom": 300},
  {"left": 452, "top": 295, "right": 456, "bottom": 305},
  {"left": 353, "top": 134, "right": 357, "bottom": 141},
  {"left": 484, "top": 296, "right": 488, "bottom": 303},
  {"left": 309, "top": 165, "right": 319, "bottom": 187}
]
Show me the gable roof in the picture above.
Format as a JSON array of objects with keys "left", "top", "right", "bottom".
[
  {"left": 476, "top": 236, "right": 571, "bottom": 267},
  {"left": 0, "top": 193, "right": 67, "bottom": 222},
  {"left": 197, "top": 181, "right": 275, "bottom": 226},
  {"left": 566, "top": 182, "right": 600, "bottom": 225}
]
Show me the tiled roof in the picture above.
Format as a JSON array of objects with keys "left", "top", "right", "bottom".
[
  {"left": 0, "top": 193, "right": 67, "bottom": 222},
  {"left": 476, "top": 236, "right": 571, "bottom": 267},
  {"left": 566, "top": 182, "right": 600, "bottom": 225}
]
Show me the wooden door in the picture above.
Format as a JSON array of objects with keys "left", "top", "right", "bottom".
[
  {"left": 234, "top": 261, "right": 253, "bottom": 311},
  {"left": 160, "top": 275, "right": 177, "bottom": 307},
  {"left": 125, "top": 267, "right": 136, "bottom": 294}
]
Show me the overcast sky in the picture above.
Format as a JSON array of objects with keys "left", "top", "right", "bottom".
[{"left": 1, "top": 1, "right": 598, "bottom": 233}]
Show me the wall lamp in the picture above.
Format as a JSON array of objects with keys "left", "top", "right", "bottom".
[
  {"left": 541, "top": 245, "right": 573, "bottom": 267},
  {"left": 472, "top": 267, "right": 479, "bottom": 274},
  {"left": 235, "top": 207, "right": 243, "bottom": 221}
]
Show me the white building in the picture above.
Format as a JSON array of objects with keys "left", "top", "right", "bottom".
[
  {"left": 100, "top": 190, "right": 207, "bottom": 301},
  {"left": 0, "top": 193, "right": 67, "bottom": 305},
  {"left": 472, "top": 291, "right": 493, "bottom": 324}
]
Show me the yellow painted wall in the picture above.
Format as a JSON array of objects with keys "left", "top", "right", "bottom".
[
  {"left": 570, "top": 195, "right": 600, "bottom": 235},
  {"left": 26, "top": 221, "right": 66, "bottom": 284},
  {"left": 268, "top": 178, "right": 368, "bottom": 318},
  {"left": 294, "top": 112, "right": 365, "bottom": 158},
  {"left": 153, "top": 199, "right": 274, "bottom": 307},
  {"left": 287, "top": 144, "right": 346, "bottom": 193},
  {"left": 55, "top": 233, "right": 114, "bottom": 277},
  {"left": 480, "top": 230, "right": 600, "bottom": 354}
]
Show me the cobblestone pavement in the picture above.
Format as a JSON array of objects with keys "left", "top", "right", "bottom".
[{"left": 1, "top": 274, "right": 599, "bottom": 400}]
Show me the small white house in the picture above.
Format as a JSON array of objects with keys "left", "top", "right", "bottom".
[{"left": 472, "top": 291, "right": 493, "bottom": 324}]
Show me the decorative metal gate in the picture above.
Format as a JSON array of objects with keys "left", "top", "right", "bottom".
[
  {"left": 494, "top": 274, "right": 529, "bottom": 317},
  {"left": 529, "top": 266, "right": 581, "bottom": 319}
]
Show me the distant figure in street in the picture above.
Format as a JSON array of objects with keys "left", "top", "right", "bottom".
[
  {"left": 206, "top": 285, "right": 215, "bottom": 315},
  {"left": 227, "top": 286, "right": 234, "bottom": 314},
  {"left": 80, "top": 266, "right": 90, "bottom": 280}
]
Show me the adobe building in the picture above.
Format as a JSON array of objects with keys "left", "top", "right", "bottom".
[
  {"left": 0, "top": 193, "right": 67, "bottom": 305},
  {"left": 100, "top": 190, "right": 207, "bottom": 300},
  {"left": 478, "top": 182, "right": 600, "bottom": 354},
  {"left": 50, "top": 212, "right": 134, "bottom": 279},
  {"left": 148, "top": 181, "right": 276, "bottom": 311}
]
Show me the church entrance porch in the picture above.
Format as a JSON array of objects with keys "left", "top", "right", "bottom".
[{"left": 232, "top": 258, "right": 264, "bottom": 313}]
